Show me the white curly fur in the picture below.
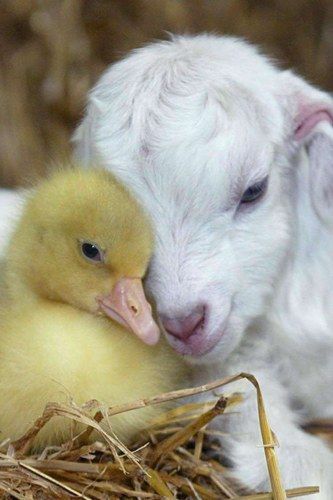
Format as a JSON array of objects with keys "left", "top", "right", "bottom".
[{"left": 1, "top": 34, "right": 333, "bottom": 497}]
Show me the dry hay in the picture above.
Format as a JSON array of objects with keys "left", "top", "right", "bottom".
[{"left": 0, "top": 373, "right": 324, "bottom": 499}]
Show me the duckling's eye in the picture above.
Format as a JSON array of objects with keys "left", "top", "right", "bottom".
[
  {"left": 240, "top": 177, "right": 268, "bottom": 204},
  {"left": 81, "top": 242, "right": 103, "bottom": 263}
]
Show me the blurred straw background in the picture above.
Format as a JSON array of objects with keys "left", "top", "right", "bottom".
[{"left": 0, "top": 0, "right": 333, "bottom": 188}]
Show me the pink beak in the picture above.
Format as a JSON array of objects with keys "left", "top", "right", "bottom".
[{"left": 98, "top": 278, "right": 160, "bottom": 345}]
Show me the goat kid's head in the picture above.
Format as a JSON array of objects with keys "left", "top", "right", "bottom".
[{"left": 74, "top": 35, "right": 333, "bottom": 363}]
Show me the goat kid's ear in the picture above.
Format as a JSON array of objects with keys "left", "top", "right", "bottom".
[{"left": 277, "top": 71, "right": 333, "bottom": 223}]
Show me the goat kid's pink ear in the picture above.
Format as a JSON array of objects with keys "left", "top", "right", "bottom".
[
  {"left": 278, "top": 71, "right": 333, "bottom": 223},
  {"left": 294, "top": 107, "right": 333, "bottom": 141}
]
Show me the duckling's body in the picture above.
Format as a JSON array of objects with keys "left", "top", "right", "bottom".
[
  {"left": 0, "top": 168, "right": 186, "bottom": 448},
  {"left": 0, "top": 300, "right": 183, "bottom": 447}
]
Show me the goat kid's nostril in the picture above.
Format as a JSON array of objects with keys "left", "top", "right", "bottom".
[{"left": 160, "top": 306, "right": 205, "bottom": 340}]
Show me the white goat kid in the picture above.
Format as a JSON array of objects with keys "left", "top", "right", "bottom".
[
  {"left": 74, "top": 35, "right": 333, "bottom": 498},
  {"left": 1, "top": 35, "right": 333, "bottom": 497}
]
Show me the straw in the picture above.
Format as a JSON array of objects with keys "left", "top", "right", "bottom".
[{"left": 0, "top": 372, "right": 324, "bottom": 498}]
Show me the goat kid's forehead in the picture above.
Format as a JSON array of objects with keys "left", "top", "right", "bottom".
[{"left": 112, "top": 123, "right": 275, "bottom": 221}]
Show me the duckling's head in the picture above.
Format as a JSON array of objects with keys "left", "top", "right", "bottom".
[{"left": 7, "top": 167, "right": 160, "bottom": 344}]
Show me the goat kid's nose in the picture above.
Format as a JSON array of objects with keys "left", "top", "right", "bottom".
[{"left": 160, "top": 306, "right": 205, "bottom": 340}]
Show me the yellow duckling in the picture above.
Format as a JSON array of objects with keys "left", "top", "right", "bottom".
[{"left": 0, "top": 167, "right": 186, "bottom": 448}]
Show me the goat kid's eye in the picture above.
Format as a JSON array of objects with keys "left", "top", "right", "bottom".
[
  {"left": 240, "top": 177, "right": 268, "bottom": 204},
  {"left": 80, "top": 242, "right": 104, "bottom": 263}
]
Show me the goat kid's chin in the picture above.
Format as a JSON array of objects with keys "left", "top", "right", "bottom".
[{"left": 164, "top": 324, "right": 224, "bottom": 358}]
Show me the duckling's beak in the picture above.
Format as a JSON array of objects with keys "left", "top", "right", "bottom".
[{"left": 98, "top": 278, "right": 160, "bottom": 345}]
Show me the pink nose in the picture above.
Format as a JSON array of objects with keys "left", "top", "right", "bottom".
[{"left": 160, "top": 306, "right": 205, "bottom": 340}]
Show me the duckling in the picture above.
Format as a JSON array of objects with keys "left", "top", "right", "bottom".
[{"left": 0, "top": 167, "right": 187, "bottom": 449}]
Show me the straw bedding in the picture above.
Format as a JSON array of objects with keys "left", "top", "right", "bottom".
[{"left": 0, "top": 372, "right": 327, "bottom": 499}]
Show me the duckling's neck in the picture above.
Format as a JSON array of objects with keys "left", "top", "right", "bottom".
[{"left": 5, "top": 264, "right": 60, "bottom": 312}]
